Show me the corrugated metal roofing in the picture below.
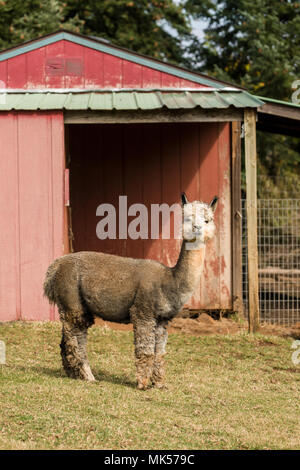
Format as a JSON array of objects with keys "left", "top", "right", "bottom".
[
  {"left": 0, "top": 90, "right": 263, "bottom": 111},
  {"left": 255, "top": 95, "right": 300, "bottom": 109}
]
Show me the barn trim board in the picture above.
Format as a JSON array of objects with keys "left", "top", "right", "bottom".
[
  {"left": 64, "top": 108, "right": 244, "bottom": 124},
  {"left": 231, "top": 121, "right": 243, "bottom": 316}
]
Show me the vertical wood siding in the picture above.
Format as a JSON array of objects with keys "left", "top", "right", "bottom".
[
  {"left": 0, "top": 112, "right": 65, "bottom": 321},
  {"left": 69, "top": 122, "right": 232, "bottom": 311},
  {"left": 0, "top": 40, "right": 207, "bottom": 90}
]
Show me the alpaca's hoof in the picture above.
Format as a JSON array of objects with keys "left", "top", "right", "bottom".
[
  {"left": 137, "top": 378, "right": 150, "bottom": 390},
  {"left": 152, "top": 382, "right": 168, "bottom": 390},
  {"left": 85, "top": 376, "right": 96, "bottom": 383},
  {"left": 137, "top": 384, "right": 147, "bottom": 390},
  {"left": 81, "top": 364, "right": 96, "bottom": 382},
  {"left": 82, "top": 373, "right": 96, "bottom": 382}
]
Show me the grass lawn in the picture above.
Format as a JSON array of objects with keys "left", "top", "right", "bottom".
[{"left": 0, "top": 321, "right": 299, "bottom": 450}]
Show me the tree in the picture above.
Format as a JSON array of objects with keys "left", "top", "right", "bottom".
[
  {"left": 0, "top": 0, "right": 192, "bottom": 66},
  {"left": 186, "top": 0, "right": 300, "bottom": 100},
  {"left": 0, "top": 0, "right": 83, "bottom": 49},
  {"left": 65, "top": 0, "right": 192, "bottom": 65},
  {"left": 185, "top": 0, "right": 300, "bottom": 192}
]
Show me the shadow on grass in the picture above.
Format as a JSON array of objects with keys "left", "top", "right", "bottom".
[
  {"left": 13, "top": 365, "right": 64, "bottom": 378},
  {"left": 13, "top": 365, "right": 137, "bottom": 388},
  {"left": 93, "top": 369, "right": 136, "bottom": 389},
  {"left": 272, "top": 366, "right": 300, "bottom": 373}
]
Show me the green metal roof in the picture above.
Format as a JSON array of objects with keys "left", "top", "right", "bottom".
[
  {"left": 0, "top": 90, "right": 263, "bottom": 111},
  {"left": 255, "top": 95, "right": 300, "bottom": 109}
]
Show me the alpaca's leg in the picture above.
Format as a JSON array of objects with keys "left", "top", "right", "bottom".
[
  {"left": 60, "top": 315, "right": 95, "bottom": 382},
  {"left": 130, "top": 306, "right": 156, "bottom": 390},
  {"left": 151, "top": 320, "right": 168, "bottom": 388}
]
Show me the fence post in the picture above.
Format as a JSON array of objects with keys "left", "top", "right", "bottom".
[
  {"left": 231, "top": 122, "right": 243, "bottom": 317},
  {"left": 244, "top": 109, "right": 260, "bottom": 332}
]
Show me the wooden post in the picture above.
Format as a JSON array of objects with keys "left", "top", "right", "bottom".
[
  {"left": 231, "top": 122, "right": 243, "bottom": 317},
  {"left": 244, "top": 109, "right": 260, "bottom": 332},
  {"left": 64, "top": 125, "right": 71, "bottom": 254}
]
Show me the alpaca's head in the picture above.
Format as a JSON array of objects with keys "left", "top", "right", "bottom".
[{"left": 181, "top": 193, "right": 218, "bottom": 244}]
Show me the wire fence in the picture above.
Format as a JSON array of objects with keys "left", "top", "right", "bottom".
[{"left": 242, "top": 199, "right": 300, "bottom": 326}]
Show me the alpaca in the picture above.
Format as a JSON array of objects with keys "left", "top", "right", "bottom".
[{"left": 43, "top": 193, "right": 218, "bottom": 390}]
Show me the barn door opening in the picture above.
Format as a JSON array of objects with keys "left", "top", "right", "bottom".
[
  {"left": 67, "top": 123, "right": 128, "bottom": 255},
  {"left": 66, "top": 121, "right": 232, "bottom": 312},
  {"left": 66, "top": 122, "right": 180, "bottom": 259}
]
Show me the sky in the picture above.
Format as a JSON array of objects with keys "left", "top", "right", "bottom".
[
  {"left": 191, "top": 18, "right": 207, "bottom": 41},
  {"left": 173, "top": 0, "right": 208, "bottom": 40}
]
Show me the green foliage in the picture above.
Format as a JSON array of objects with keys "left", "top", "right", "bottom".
[
  {"left": 0, "top": 0, "right": 191, "bottom": 65},
  {"left": 255, "top": 132, "right": 300, "bottom": 197},
  {"left": 241, "top": 132, "right": 300, "bottom": 198},
  {"left": 186, "top": 0, "right": 300, "bottom": 100},
  {"left": 0, "top": 0, "right": 83, "bottom": 48},
  {"left": 257, "top": 131, "right": 300, "bottom": 175},
  {"left": 186, "top": 0, "right": 300, "bottom": 191},
  {"left": 63, "top": 0, "right": 191, "bottom": 65}
]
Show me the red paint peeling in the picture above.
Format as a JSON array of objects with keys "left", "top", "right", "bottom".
[
  {"left": 220, "top": 255, "right": 226, "bottom": 273},
  {"left": 0, "top": 39, "right": 208, "bottom": 90},
  {"left": 209, "top": 256, "right": 219, "bottom": 277},
  {"left": 221, "top": 283, "right": 230, "bottom": 299},
  {"left": 203, "top": 259, "right": 210, "bottom": 280}
]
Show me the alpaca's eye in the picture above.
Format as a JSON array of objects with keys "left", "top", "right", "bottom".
[{"left": 205, "top": 220, "right": 209, "bottom": 224}]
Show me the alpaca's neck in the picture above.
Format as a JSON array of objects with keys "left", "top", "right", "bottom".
[{"left": 172, "top": 239, "right": 206, "bottom": 305}]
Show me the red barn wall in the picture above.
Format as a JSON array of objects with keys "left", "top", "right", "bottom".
[
  {"left": 0, "top": 111, "right": 65, "bottom": 321},
  {"left": 0, "top": 40, "right": 206, "bottom": 90},
  {"left": 69, "top": 122, "right": 232, "bottom": 310},
  {"left": 0, "top": 37, "right": 233, "bottom": 321}
]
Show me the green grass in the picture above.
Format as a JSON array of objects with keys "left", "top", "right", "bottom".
[{"left": 0, "top": 322, "right": 299, "bottom": 450}]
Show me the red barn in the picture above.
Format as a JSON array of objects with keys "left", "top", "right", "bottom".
[{"left": 0, "top": 31, "right": 262, "bottom": 321}]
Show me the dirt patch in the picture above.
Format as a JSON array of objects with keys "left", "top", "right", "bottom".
[
  {"left": 94, "top": 314, "right": 300, "bottom": 338},
  {"left": 258, "top": 322, "right": 300, "bottom": 339},
  {"left": 254, "top": 339, "right": 278, "bottom": 346},
  {"left": 95, "top": 318, "right": 133, "bottom": 331},
  {"left": 94, "top": 314, "right": 240, "bottom": 336},
  {"left": 168, "top": 314, "right": 241, "bottom": 335},
  {"left": 272, "top": 367, "right": 299, "bottom": 373}
]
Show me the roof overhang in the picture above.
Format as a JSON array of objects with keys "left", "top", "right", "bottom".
[
  {"left": 0, "top": 89, "right": 263, "bottom": 123},
  {"left": 255, "top": 96, "right": 300, "bottom": 137},
  {"left": 0, "top": 89, "right": 262, "bottom": 110}
]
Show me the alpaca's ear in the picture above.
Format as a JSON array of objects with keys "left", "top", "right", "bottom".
[
  {"left": 181, "top": 192, "right": 189, "bottom": 206},
  {"left": 209, "top": 196, "right": 218, "bottom": 212}
]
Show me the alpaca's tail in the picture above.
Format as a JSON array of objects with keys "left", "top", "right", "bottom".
[{"left": 43, "top": 259, "right": 60, "bottom": 305}]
